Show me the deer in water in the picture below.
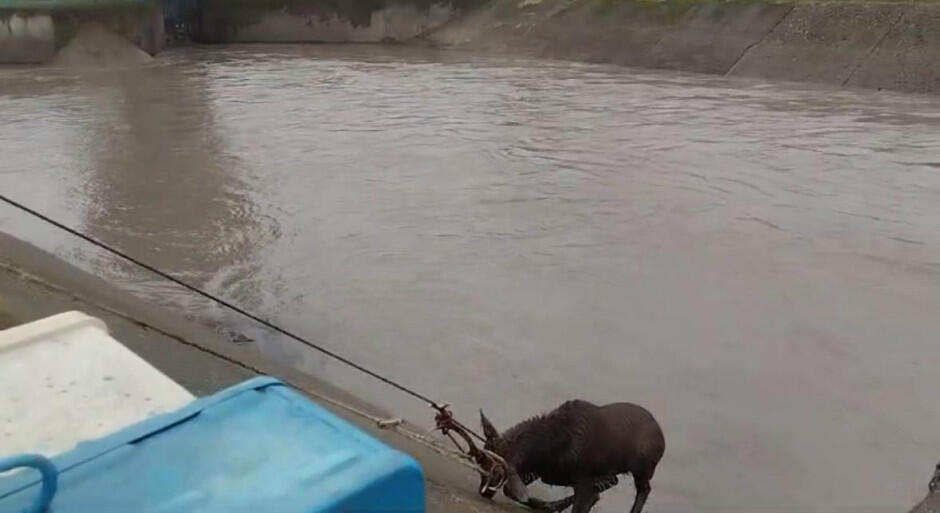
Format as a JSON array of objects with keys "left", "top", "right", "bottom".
[{"left": 478, "top": 399, "right": 664, "bottom": 513}]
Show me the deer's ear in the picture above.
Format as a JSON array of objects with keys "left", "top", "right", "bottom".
[{"left": 480, "top": 410, "right": 500, "bottom": 442}]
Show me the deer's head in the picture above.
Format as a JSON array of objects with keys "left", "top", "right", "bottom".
[{"left": 478, "top": 410, "right": 529, "bottom": 503}]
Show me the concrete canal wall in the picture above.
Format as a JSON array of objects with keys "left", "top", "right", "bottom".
[
  {"left": 3, "top": 0, "right": 937, "bottom": 94},
  {"left": 196, "top": 0, "right": 486, "bottom": 43},
  {"left": 423, "top": 0, "right": 940, "bottom": 95}
]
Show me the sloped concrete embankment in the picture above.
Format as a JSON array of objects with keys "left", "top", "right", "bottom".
[
  {"left": 197, "top": 0, "right": 487, "bottom": 43},
  {"left": 0, "top": 231, "right": 516, "bottom": 513},
  {"left": 424, "top": 0, "right": 940, "bottom": 94}
]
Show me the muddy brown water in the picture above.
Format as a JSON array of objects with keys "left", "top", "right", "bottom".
[{"left": 1, "top": 44, "right": 939, "bottom": 513}]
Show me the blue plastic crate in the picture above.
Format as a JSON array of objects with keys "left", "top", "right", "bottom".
[{"left": 0, "top": 377, "right": 425, "bottom": 513}]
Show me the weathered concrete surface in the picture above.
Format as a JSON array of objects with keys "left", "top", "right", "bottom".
[
  {"left": 844, "top": 4, "right": 940, "bottom": 93},
  {"left": 728, "top": 3, "right": 906, "bottom": 85},
  {"left": 197, "top": 0, "right": 483, "bottom": 43},
  {"left": 644, "top": 2, "right": 794, "bottom": 74},
  {"left": 0, "top": 14, "right": 56, "bottom": 63},
  {"left": 0, "top": 231, "right": 516, "bottom": 513},
  {"left": 423, "top": 0, "right": 940, "bottom": 94}
]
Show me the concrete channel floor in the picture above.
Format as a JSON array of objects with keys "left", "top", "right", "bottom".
[{"left": 0, "top": 232, "right": 518, "bottom": 513}]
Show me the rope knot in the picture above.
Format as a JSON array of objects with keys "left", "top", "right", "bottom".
[{"left": 432, "top": 403, "right": 510, "bottom": 495}]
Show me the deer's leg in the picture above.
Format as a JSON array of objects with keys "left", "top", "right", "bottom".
[
  {"left": 529, "top": 475, "right": 617, "bottom": 512},
  {"left": 594, "top": 475, "right": 619, "bottom": 494},
  {"left": 526, "top": 495, "right": 575, "bottom": 512},
  {"left": 629, "top": 473, "right": 652, "bottom": 513},
  {"left": 571, "top": 480, "right": 600, "bottom": 513}
]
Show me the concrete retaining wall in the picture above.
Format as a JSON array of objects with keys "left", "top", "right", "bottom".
[
  {"left": 197, "top": 0, "right": 485, "bottom": 43},
  {"left": 424, "top": 0, "right": 940, "bottom": 95}
]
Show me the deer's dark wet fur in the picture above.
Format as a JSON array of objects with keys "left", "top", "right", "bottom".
[{"left": 479, "top": 400, "right": 664, "bottom": 513}]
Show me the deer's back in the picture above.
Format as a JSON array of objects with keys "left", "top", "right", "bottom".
[{"left": 568, "top": 400, "right": 665, "bottom": 478}]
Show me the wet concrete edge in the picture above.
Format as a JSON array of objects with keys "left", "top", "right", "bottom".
[{"left": 0, "top": 231, "right": 517, "bottom": 513}]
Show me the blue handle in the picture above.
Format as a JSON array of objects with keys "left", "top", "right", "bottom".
[{"left": 0, "top": 454, "right": 58, "bottom": 513}]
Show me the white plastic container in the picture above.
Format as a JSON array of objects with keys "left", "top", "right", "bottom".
[{"left": 0, "top": 311, "right": 194, "bottom": 457}]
